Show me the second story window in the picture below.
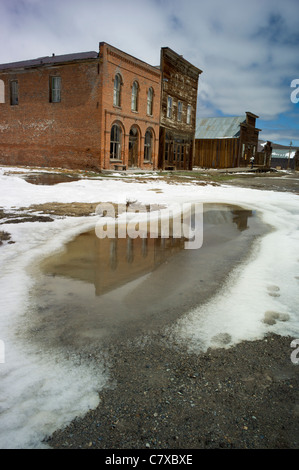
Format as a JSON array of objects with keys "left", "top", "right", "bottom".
[
  {"left": 0, "top": 80, "right": 5, "bottom": 104},
  {"left": 167, "top": 96, "right": 172, "bottom": 119},
  {"left": 187, "top": 105, "right": 192, "bottom": 124},
  {"left": 131, "top": 81, "right": 138, "bottom": 112},
  {"left": 10, "top": 80, "right": 18, "bottom": 105},
  {"left": 178, "top": 101, "right": 182, "bottom": 121},
  {"left": 50, "top": 76, "right": 61, "bottom": 103},
  {"left": 147, "top": 87, "right": 153, "bottom": 115},
  {"left": 113, "top": 74, "right": 121, "bottom": 107}
]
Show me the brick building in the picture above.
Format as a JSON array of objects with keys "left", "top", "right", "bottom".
[
  {"left": 158, "top": 48, "right": 202, "bottom": 170},
  {"left": 0, "top": 42, "right": 161, "bottom": 171}
]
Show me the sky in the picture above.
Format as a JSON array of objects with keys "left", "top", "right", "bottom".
[{"left": 0, "top": 0, "right": 298, "bottom": 146}]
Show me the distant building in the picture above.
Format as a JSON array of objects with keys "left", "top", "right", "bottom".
[
  {"left": 194, "top": 112, "right": 260, "bottom": 168},
  {"left": 0, "top": 43, "right": 161, "bottom": 171},
  {"left": 269, "top": 148, "right": 297, "bottom": 170},
  {"left": 158, "top": 48, "right": 202, "bottom": 170}
]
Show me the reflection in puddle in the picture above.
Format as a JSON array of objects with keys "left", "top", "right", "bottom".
[
  {"left": 22, "top": 173, "right": 81, "bottom": 185},
  {"left": 27, "top": 204, "right": 265, "bottom": 351}
]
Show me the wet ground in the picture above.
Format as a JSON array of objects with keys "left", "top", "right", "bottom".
[
  {"left": 26, "top": 204, "right": 265, "bottom": 353},
  {"left": 1, "top": 167, "right": 299, "bottom": 450},
  {"left": 224, "top": 172, "right": 299, "bottom": 194}
]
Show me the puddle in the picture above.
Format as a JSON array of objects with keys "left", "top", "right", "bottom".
[
  {"left": 25, "top": 204, "right": 268, "bottom": 352},
  {"left": 21, "top": 173, "right": 81, "bottom": 185}
]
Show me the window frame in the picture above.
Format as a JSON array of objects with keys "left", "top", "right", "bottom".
[
  {"left": 131, "top": 80, "right": 139, "bottom": 112},
  {"left": 177, "top": 101, "right": 182, "bottom": 121},
  {"left": 113, "top": 74, "right": 121, "bottom": 107},
  {"left": 110, "top": 123, "right": 122, "bottom": 160},
  {"left": 10, "top": 80, "right": 19, "bottom": 106},
  {"left": 50, "top": 76, "right": 61, "bottom": 103},
  {"left": 144, "top": 129, "right": 153, "bottom": 162},
  {"left": 147, "top": 87, "right": 153, "bottom": 116},
  {"left": 0, "top": 79, "right": 5, "bottom": 104},
  {"left": 167, "top": 96, "right": 173, "bottom": 119},
  {"left": 187, "top": 104, "right": 192, "bottom": 124}
]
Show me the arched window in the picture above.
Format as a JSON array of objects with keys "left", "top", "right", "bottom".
[
  {"left": 147, "top": 87, "right": 153, "bottom": 115},
  {"left": 113, "top": 74, "right": 121, "bottom": 107},
  {"left": 110, "top": 124, "right": 122, "bottom": 160},
  {"left": 131, "top": 81, "right": 138, "bottom": 111},
  {"left": 0, "top": 80, "right": 4, "bottom": 103},
  {"left": 144, "top": 129, "right": 153, "bottom": 162}
]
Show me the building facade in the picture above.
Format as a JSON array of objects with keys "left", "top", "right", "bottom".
[
  {"left": 158, "top": 48, "right": 202, "bottom": 170},
  {"left": 194, "top": 112, "right": 260, "bottom": 168},
  {"left": 0, "top": 43, "right": 161, "bottom": 171},
  {"left": 99, "top": 42, "right": 161, "bottom": 170}
]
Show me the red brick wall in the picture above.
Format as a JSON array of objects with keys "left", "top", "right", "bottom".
[
  {"left": 0, "top": 44, "right": 161, "bottom": 172},
  {"left": 99, "top": 43, "right": 161, "bottom": 170},
  {"left": 0, "top": 60, "right": 102, "bottom": 170}
]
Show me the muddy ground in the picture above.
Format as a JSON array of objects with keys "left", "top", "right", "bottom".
[{"left": 1, "top": 168, "right": 299, "bottom": 450}]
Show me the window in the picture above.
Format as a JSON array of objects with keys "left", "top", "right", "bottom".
[
  {"left": 10, "top": 80, "right": 18, "bottom": 105},
  {"left": 50, "top": 76, "right": 61, "bottom": 103},
  {"left": 110, "top": 124, "right": 122, "bottom": 160},
  {"left": 187, "top": 105, "right": 192, "bottom": 124},
  {"left": 131, "top": 81, "right": 138, "bottom": 112},
  {"left": 167, "top": 96, "right": 173, "bottom": 118},
  {"left": 147, "top": 87, "right": 153, "bottom": 115},
  {"left": 0, "top": 80, "right": 4, "bottom": 103},
  {"left": 144, "top": 129, "right": 153, "bottom": 162},
  {"left": 177, "top": 101, "right": 183, "bottom": 122},
  {"left": 113, "top": 74, "right": 121, "bottom": 107}
]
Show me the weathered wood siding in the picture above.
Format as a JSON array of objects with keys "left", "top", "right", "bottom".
[
  {"left": 194, "top": 138, "right": 240, "bottom": 168},
  {"left": 158, "top": 48, "right": 202, "bottom": 170}
]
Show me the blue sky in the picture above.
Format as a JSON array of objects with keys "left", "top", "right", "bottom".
[{"left": 1, "top": 0, "right": 298, "bottom": 146}]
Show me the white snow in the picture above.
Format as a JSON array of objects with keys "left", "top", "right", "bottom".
[{"left": 0, "top": 166, "right": 298, "bottom": 448}]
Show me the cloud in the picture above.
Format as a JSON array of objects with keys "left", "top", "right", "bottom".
[{"left": 0, "top": 0, "right": 298, "bottom": 143}]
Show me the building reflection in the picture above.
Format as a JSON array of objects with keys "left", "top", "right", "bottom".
[
  {"left": 41, "top": 229, "right": 186, "bottom": 297},
  {"left": 40, "top": 204, "right": 253, "bottom": 297}
]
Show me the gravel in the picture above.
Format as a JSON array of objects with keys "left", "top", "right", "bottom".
[{"left": 46, "top": 333, "right": 299, "bottom": 449}]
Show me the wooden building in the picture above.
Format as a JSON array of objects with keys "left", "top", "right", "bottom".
[
  {"left": 194, "top": 112, "right": 260, "bottom": 168},
  {"left": 158, "top": 48, "right": 202, "bottom": 170}
]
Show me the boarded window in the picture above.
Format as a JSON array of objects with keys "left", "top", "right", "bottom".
[
  {"left": 10, "top": 80, "right": 18, "bottom": 105},
  {"left": 50, "top": 76, "right": 61, "bottom": 103},
  {"left": 0, "top": 80, "right": 4, "bottom": 103}
]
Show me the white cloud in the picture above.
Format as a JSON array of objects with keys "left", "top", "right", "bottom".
[{"left": 0, "top": 0, "right": 298, "bottom": 143}]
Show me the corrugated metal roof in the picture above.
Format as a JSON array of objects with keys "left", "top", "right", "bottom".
[
  {"left": 0, "top": 51, "right": 99, "bottom": 71},
  {"left": 196, "top": 116, "right": 245, "bottom": 139},
  {"left": 271, "top": 149, "right": 296, "bottom": 159}
]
